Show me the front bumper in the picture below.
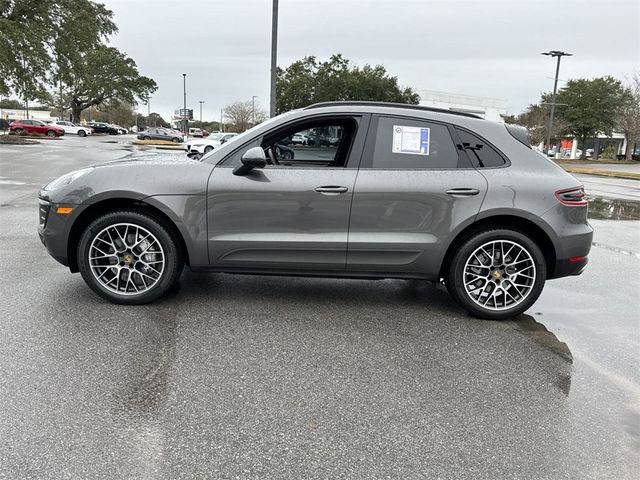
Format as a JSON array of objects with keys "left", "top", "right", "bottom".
[
  {"left": 185, "top": 144, "right": 206, "bottom": 153},
  {"left": 38, "top": 198, "right": 86, "bottom": 269}
]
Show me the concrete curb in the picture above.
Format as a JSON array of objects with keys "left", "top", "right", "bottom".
[{"left": 563, "top": 167, "right": 640, "bottom": 181}]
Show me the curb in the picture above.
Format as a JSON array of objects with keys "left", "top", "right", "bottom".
[{"left": 563, "top": 167, "right": 640, "bottom": 181}]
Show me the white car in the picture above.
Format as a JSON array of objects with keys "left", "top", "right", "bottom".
[
  {"left": 184, "top": 132, "right": 238, "bottom": 154},
  {"left": 290, "top": 133, "right": 308, "bottom": 145},
  {"left": 48, "top": 121, "right": 93, "bottom": 137}
]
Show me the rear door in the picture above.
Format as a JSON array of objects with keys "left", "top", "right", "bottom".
[
  {"left": 347, "top": 115, "right": 488, "bottom": 277},
  {"left": 207, "top": 115, "right": 369, "bottom": 270}
]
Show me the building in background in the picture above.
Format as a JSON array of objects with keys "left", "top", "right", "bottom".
[{"left": 418, "top": 90, "right": 508, "bottom": 122}]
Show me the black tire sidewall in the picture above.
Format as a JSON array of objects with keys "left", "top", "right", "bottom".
[
  {"left": 204, "top": 146, "right": 213, "bottom": 153},
  {"left": 77, "top": 210, "right": 183, "bottom": 304},
  {"left": 448, "top": 229, "right": 547, "bottom": 320}
]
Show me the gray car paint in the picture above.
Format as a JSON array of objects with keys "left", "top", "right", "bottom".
[{"left": 38, "top": 103, "right": 592, "bottom": 281}]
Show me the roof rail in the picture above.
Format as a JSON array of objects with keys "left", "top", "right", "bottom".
[{"left": 304, "top": 101, "right": 483, "bottom": 119}]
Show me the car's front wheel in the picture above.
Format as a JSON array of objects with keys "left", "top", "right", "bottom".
[
  {"left": 172, "top": 137, "right": 180, "bottom": 143},
  {"left": 78, "top": 130, "right": 86, "bottom": 137},
  {"left": 46, "top": 130, "right": 56, "bottom": 137},
  {"left": 77, "top": 210, "right": 184, "bottom": 304},
  {"left": 446, "top": 229, "right": 546, "bottom": 320},
  {"left": 204, "top": 146, "right": 213, "bottom": 153}
]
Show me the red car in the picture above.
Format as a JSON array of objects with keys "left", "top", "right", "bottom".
[{"left": 10, "top": 119, "right": 65, "bottom": 137}]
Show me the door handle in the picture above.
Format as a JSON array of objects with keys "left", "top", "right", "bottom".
[
  {"left": 445, "top": 188, "right": 480, "bottom": 196},
  {"left": 315, "top": 186, "right": 349, "bottom": 194}
]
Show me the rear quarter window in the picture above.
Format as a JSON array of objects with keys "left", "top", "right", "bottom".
[{"left": 454, "top": 128, "right": 507, "bottom": 168}]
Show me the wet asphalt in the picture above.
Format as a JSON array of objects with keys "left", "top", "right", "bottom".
[{"left": 0, "top": 136, "right": 639, "bottom": 479}]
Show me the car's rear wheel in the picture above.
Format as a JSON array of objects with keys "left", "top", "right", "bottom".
[
  {"left": 14, "top": 128, "right": 24, "bottom": 134},
  {"left": 77, "top": 210, "right": 184, "bottom": 305},
  {"left": 143, "top": 136, "right": 150, "bottom": 140},
  {"left": 46, "top": 130, "right": 56, "bottom": 137},
  {"left": 78, "top": 130, "right": 86, "bottom": 137},
  {"left": 204, "top": 146, "right": 213, "bottom": 153},
  {"left": 446, "top": 229, "right": 546, "bottom": 320}
]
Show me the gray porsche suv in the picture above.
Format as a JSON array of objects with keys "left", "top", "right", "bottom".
[{"left": 38, "top": 102, "right": 592, "bottom": 319}]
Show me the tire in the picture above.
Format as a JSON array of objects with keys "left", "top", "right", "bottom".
[
  {"left": 143, "top": 136, "right": 151, "bottom": 140},
  {"left": 46, "top": 130, "right": 56, "bottom": 137},
  {"left": 446, "top": 229, "right": 546, "bottom": 320},
  {"left": 172, "top": 137, "right": 180, "bottom": 143},
  {"left": 204, "top": 146, "right": 213, "bottom": 153},
  {"left": 14, "top": 128, "right": 24, "bottom": 134},
  {"left": 77, "top": 210, "right": 184, "bottom": 305},
  {"left": 78, "top": 130, "right": 86, "bottom": 137}
]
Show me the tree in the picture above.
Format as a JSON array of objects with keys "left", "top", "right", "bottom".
[
  {"left": 1, "top": 0, "right": 155, "bottom": 122},
  {"left": 276, "top": 54, "right": 419, "bottom": 113},
  {"left": 224, "top": 100, "right": 268, "bottom": 132},
  {"left": 616, "top": 75, "right": 640, "bottom": 161},
  {"left": 505, "top": 93, "right": 568, "bottom": 146},
  {"left": 0, "top": 0, "right": 115, "bottom": 98},
  {"left": 556, "top": 76, "right": 627, "bottom": 158},
  {"left": 61, "top": 46, "right": 156, "bottom": 123}
]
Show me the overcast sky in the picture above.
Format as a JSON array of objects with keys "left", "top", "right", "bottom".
[{"left": 102, "top": 0, "right": 639, "bottom": 121}]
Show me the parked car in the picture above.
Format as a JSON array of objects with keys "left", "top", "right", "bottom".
[
  {"left": 189, "top": 128, "right": 204, "bottom": 138},
  {"left": 111, "top": 124, "right": 128, "bottom": 134},
  {"left": 48, "top": 121, "right": 93, "bottom": 137},
  {"left": 86, "top": 122, "right": 119, "bottom": 135},
  {"left": 184, "top": 132, "right": 238, "bottom": 154},
  {"left": 290, "top": 133, "right": 308, "bottom": 145},
  {"left": 10, "top": 119, "right": 65, "bottom": 137},
  {"left": 37, "top": 101, "right": 592, "bottom": 319},
  {"left": 137, "top": 128, "right": 183, "bottom": 143}
]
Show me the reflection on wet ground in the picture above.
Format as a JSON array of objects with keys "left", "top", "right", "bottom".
[
  {"left": 510, "top": 315, "right": 573, "bottom": 396},
  {"left": 588, "top": 197, "right": 640, "bottom": 220}
]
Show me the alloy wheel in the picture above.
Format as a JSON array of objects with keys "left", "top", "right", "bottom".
[
  {"left": 88, "top": 223, "right": 165, "bottom": 296},
  {"left": 463, "top": 240, "right": 536, "bottom": 311}
]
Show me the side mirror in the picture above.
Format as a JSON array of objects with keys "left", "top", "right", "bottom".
[{"left": 233, "top": 147, "right": 267, "bottom": 176}]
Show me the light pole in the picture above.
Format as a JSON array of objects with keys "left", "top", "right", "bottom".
[
  {"left": 199, "top": 100, "right": 204, "bottom": 127},
  {"left": 269, "top": 0, "right": 278, "bottom": 117},
  {"left": 220, "top": 108, "right": 224, "bottom": 132},
  {"left": 182, "top": 73, "right": 187, "bottom": 136},
  {"left": 251, "top": 95, "right": 257, "bottom": 125},
  {"left": 542, "top": 50, "right": 572, "bottom": 152},
  {"left": 147, "top": 96, "right": 151, "bottom": 126}
]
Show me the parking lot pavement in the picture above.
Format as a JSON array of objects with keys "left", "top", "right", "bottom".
[{"left": 1, "top": 141, "right": 639, "bottom": 479}]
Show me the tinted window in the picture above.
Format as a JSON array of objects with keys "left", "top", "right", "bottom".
[
  {"left": 455, "top": 128, "right": 506, "bottom": 168},
  {"left": 371, "top": 117, "right": 461, "bottom": 169}
]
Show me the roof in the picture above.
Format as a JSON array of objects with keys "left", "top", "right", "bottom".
[{"left": 304, "top": 101, "right": 483, "bottom": 119}]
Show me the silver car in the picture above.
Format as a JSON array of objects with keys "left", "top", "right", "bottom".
[{"left": 38, "top": 102, "right": 592, "bottom": 319}]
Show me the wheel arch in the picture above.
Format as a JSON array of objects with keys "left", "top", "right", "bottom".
[
  {"left": 67, "top": 197, "right": 191, "bottom": 273},
  {"left": 439, "top": 214, "right": 558, "bottom": 280}
]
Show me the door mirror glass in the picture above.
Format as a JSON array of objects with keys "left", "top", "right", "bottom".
[{"left": 234, "top": 147, "right": 266, "bottom": 176}]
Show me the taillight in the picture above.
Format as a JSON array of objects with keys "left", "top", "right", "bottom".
[{"left": 555, "top": 186, "right": 587, "bottom": 206}]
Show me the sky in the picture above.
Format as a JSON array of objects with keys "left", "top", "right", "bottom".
[{"left": 102, "top": 0, "right": 640, "bottom": 122}]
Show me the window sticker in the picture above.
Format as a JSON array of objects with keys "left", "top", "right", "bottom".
[{"left": 392, "top": 125, "right": 430, "bottom": 155}]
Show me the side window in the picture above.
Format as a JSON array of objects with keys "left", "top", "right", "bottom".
[
  {"left": 454, "top": 128, "right": 506, "bottom": 168},
  {"left": 370, "top": 116, "right": 462, "bottom": 169},
  {"left": 262, "top": 119, "right": 357, "bottom": 167},
  {"left": 22, "top": 120, "right": 32, "bottom": 125}
]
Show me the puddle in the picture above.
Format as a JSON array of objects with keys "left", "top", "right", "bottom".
[
  {"left": 588, "top": 197, "right": 640, "bottom": 220},
  {"left": 509, "top": 315, "right": 573, "bottom": 396}
]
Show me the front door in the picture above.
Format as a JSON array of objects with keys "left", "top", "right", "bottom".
[{"left": 207, "top": 115, "right": 368, "bottom": 271}]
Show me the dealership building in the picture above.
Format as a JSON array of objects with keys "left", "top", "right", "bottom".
[{"left": 418, "top": 90, "right": 508, "bottom": 122}]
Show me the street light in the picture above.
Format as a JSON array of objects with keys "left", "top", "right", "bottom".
[
  {"left": 199, "top": 100, "right": 204, "bottom": 127},
  {"left": 182, "top": 73, "right": 187, "bottom": 136},
  {"left": 542, "top": 50, "right": 572, "bottom": 152},
  {"left": 269, "top": 0, "right": 278, "bottom": 117},
  {"left": 251, "top": 95, "right": 258, "bottom": 125}
]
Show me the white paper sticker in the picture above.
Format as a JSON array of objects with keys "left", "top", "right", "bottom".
[{"left": 392, "top": 125, "right": 430, "bottom": 155}]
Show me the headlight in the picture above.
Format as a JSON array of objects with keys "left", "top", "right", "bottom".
[{"left": 44, "top": 168, "right": 92, "bottom": 191}]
